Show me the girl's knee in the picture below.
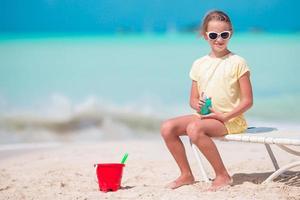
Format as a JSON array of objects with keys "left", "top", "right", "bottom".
[
  {"left": 186, "top": 121, "right": 205, "bottom": 143},
  {"left": 160, "top": 120, "right": 176, "bottom": 139}
]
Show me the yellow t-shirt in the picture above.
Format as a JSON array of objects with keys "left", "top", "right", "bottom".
[{"left": 189, "top": 53, "right": 250, "bottom": 134}]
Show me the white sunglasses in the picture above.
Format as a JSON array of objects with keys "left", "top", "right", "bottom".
[{"left": 206, "top": 31, "right": 231, "bottom": 40}]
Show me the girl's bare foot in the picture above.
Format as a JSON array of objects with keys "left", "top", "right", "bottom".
[
  {"left": 208, "top": 175, "right": 233, "bottom": 191},
  {"left": 165, "top": 174, "right": 195, "bottom": 189}
]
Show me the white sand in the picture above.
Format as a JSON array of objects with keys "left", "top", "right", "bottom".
[{"left": 0, "top": 137, "right": 300, "bottom": 200}]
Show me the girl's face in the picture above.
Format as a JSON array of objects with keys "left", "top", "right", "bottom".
[{"left": 204, "top": 20, "right": 232, "bottom": 54}]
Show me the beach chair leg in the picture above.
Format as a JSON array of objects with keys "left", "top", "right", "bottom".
[
  {"left": 265, "top": 144, "right": 279, "bottom": 170},
  {"left": 189, "top": 140, "right": 210, "bottom": 183},
  {"left": 277, "top": 145, "right": 300, "bottom": 156},
  {"left": 263, "top": 161, "right": 300, "bottom": 184}
]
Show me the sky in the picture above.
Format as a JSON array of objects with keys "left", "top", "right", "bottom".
[{"left": 0, "top": 0, "right": 300, "bottom": 33}]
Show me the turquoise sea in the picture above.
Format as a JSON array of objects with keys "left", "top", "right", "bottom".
[{"left": 0, "top": 33, "right": 299, "bottom": 143}]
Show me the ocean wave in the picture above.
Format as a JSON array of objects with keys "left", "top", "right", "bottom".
[{"left": 0, "top": 95, "right": 165, "bottom": 134}]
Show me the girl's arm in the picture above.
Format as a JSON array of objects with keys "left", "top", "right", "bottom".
[
  {"left": 202, "top": 71, "right": 253, "bottom": 122},
  {"left": 223, "top": 71, "right": 253, "bottom": 121}
]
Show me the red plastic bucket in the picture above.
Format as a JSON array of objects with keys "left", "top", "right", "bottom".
[{"left": 95, "top": 163, "right": 125, "bottom": 192}]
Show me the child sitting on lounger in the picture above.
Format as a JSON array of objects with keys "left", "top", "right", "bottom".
[{"left": 160, "top": 10, "right": 253, "bottom": 191}]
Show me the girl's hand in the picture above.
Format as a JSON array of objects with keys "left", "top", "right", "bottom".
[
  {"left": 196, "top": 92, "right": 206, "bottom": 112},
  {"left": 198, "top": 99, "right": 205, "bottom": 112},
  {"left": 201, "top": 108, "right": 229, "bottom": 122}
]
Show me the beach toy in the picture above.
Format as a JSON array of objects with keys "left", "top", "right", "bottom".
[
  {"left": 200, "top": 97, "right": 212, "bottom": 115},
  {"left": 121, "top": 153, "right": 128, "bottom": 164},
  {"left": 95, "top": 153, "right": 128, "bottom": 192}
]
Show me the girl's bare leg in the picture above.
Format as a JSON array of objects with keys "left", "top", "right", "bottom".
[
  {"left": 160, "top": 114, "right": 200, "bottom": 189},
  {"left": 186, "top": 119, "right": 232, "bottom": 190}
]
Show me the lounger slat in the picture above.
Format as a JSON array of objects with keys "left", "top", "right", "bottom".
[{"left": 223, "top": 133, "right": 300, "bottom": 146}]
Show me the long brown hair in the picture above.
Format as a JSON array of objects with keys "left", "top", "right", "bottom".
[{"left": 200, "top": 10, "right": 233, "bottom": 36}]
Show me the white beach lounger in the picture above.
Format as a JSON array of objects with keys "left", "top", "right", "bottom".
[{"left": 190, "top": 127, "right": 300, "bottom": 184}]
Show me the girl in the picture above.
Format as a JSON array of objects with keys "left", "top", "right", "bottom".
[{"left": 160, "top": 10, "right": 253, "bottom": 191}]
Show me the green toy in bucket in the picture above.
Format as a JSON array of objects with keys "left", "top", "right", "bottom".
[{"left": 96, "top": 153, "right": 129, "bottom": 192}]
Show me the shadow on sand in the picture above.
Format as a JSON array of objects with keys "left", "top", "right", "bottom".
[
  {"left": 232, "top": 171, "right": 300, "bottom": 187},
  {"left": 246, "top": 127, "right": 278, "bottom": 133}
]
